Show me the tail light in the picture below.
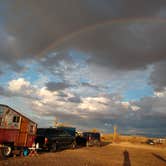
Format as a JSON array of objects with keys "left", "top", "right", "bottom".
[
  {"left": 89, "top": 136, "right": 91, "bottom": 141},
  {"left": 44, "top": 137, "right": 48, "bottom": 144}
]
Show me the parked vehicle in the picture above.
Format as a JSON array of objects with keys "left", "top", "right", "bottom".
[
  {"left": 75, "top": 134, "right": 87, "bottom": 146},
  {"left": 82, "top": 132, "right": 101, "bottom": 147},
  {"left": 0, "top": 104, "right": 37, "bottom": 157},
  {"left": 146, "top": 139, "right": 155, "bottom": 145},
  {"left": 35, "top": 127, "right": 76, "bottom": 152}
]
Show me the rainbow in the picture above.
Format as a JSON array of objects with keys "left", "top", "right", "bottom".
[{"left": 38, "top": 17, "right": 166, "bottom": 56}]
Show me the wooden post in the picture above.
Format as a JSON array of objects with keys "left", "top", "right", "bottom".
[{"left": 113, "top": 125, "right": 117, "bottom": 143}]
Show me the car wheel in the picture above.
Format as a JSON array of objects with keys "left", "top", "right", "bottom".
[
  {"left": 71, "top": 141, "right": 76, "bottom": 149},
  {"left": 50, "top": 143, "right": 57, "bottom": 152},
  {"left": 0, "top": 148, "right": 6, "bottom": 160},
  {"left": 3, "top": 146, "right": 12, "bottom": 157}
]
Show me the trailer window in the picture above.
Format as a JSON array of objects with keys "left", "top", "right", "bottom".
[
  {"left": 13, "top": 116, "right": 20, "bottom": 123},
  {"left": 29, "top": 125, "right": 34, "bottom": 133}
]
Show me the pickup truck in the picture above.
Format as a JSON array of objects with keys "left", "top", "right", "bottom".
[{"left": 35, "top": 128, "right": 76, "bottom": 152}]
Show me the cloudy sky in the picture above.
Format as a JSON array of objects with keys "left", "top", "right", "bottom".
[{"left": 1, "top": 0, "right": 166, "bottom": 137}]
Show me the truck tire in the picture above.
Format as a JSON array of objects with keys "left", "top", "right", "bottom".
[
  {"left": 3, "top": 146, "right": 12, "bottom": 157},
  {"left": 0, "top": 148, "right": 6, "bottom": 160},
  {"left": 50, "top": 143, "right": 57, "bottom": 152}
]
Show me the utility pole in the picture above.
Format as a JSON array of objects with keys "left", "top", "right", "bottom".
[{"left": 113, "top": 125, "right": 117, "bottom": 143}]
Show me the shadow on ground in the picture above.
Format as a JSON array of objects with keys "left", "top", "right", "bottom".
[
  {"left": 100, "top": 141, "right": 111, "bottom": 147},
  {"left": 152, "top": 153, "right": 166, "bottom": 163},
  {"left": 123, "top": 150, "right": 131, "bottom": 166}
]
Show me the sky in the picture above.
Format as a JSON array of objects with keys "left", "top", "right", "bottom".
[{"left": 1, "top": 0, "right": 166, "bottom": 137}]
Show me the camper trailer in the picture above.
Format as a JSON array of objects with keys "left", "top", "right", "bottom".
[{"left": 0, "top": 104, "right": 37, "bottom": 157}]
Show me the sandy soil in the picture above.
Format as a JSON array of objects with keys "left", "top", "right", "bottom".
[{"left": 0, "top": 143, "right": 166, "bottom": 166}]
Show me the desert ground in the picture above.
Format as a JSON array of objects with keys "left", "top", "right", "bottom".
[{"left": 0, "top": 142, "right": 166, "bottom": 166}]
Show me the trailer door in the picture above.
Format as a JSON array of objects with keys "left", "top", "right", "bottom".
[{"left": 18, "top": 118, "right": 28, "bottom": 147}]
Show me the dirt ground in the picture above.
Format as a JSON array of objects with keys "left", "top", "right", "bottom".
[{"left": 0, "top": 142, "right": 166, "bottom": 166}]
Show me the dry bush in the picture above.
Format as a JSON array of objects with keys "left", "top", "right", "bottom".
[{"left": 119, "top": 135, "right": 148, "bottom": 144}]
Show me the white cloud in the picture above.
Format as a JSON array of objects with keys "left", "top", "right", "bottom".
[
  {"left": 36, "top": 87, "right": 59, "bottom": 104},
  {"left": 8, "top": 78, "right": 30, "bottom": 92},
  {"left": 154, "top": 88, "right": 166, "bottom": 98},
  {"left": 121, "top": 101, "right": 130, "bottom": 109},
  {"left": 7, "top": 78, "right": 138, "bottom": 117},
  {"left": 121, "top": 101, "right": 140, "bottom": 111},
  {"left": 130, "top": 105, "right": 140, "bottom": 111},
  {"left": 79, "top": 97, "right": 109, "bottom": 112}
]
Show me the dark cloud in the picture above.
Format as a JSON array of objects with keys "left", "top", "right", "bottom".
[
  {"left": 0, "top": 70, "right": 3, "bottom": 75},
  {"left": 46, "top": 82, "right": 70, "bottom": 91},
  {"left": 38, "top": 51, "right": 75, "bottom": 78},
  {"left": 1, "top": 0, "right": 166, "bottom": 69},
  {"left": 0, "top": 23, "right": 26, "bottom": 72},
  {"left": 150, "top": 61, "right": 166, "bottom": 91},
  {"left": 40, "top": 51, "right": 73, "bottom": 68},
  {"left": 0, "top": 86, "right": 14, "bottom": 97},
  {"left": 124, "top": 93, "right": 166, "bottom": 136},
  {"left": 57, "top": 91, "right": 69, "bottom": 98},
  {"left": 1, "top": 0, "right": 166, "bottom": 90},
  {"left": 119, "top": 0, "right": 166, "bottom": 18},
  {"left": 59, "top": 21, "right": 166, "bottom": 70},
  {"left": 0, "top": 86, "right": 5, "bottom": 95},
  {"left": 1, "top": 0, "right": 101, "bottom": 62},
  {"left": 68, "top": 96, "right": 82, "bottom": 103},
  {"left": 81, "top": 82, "right": 99, "bottom": 90}
]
